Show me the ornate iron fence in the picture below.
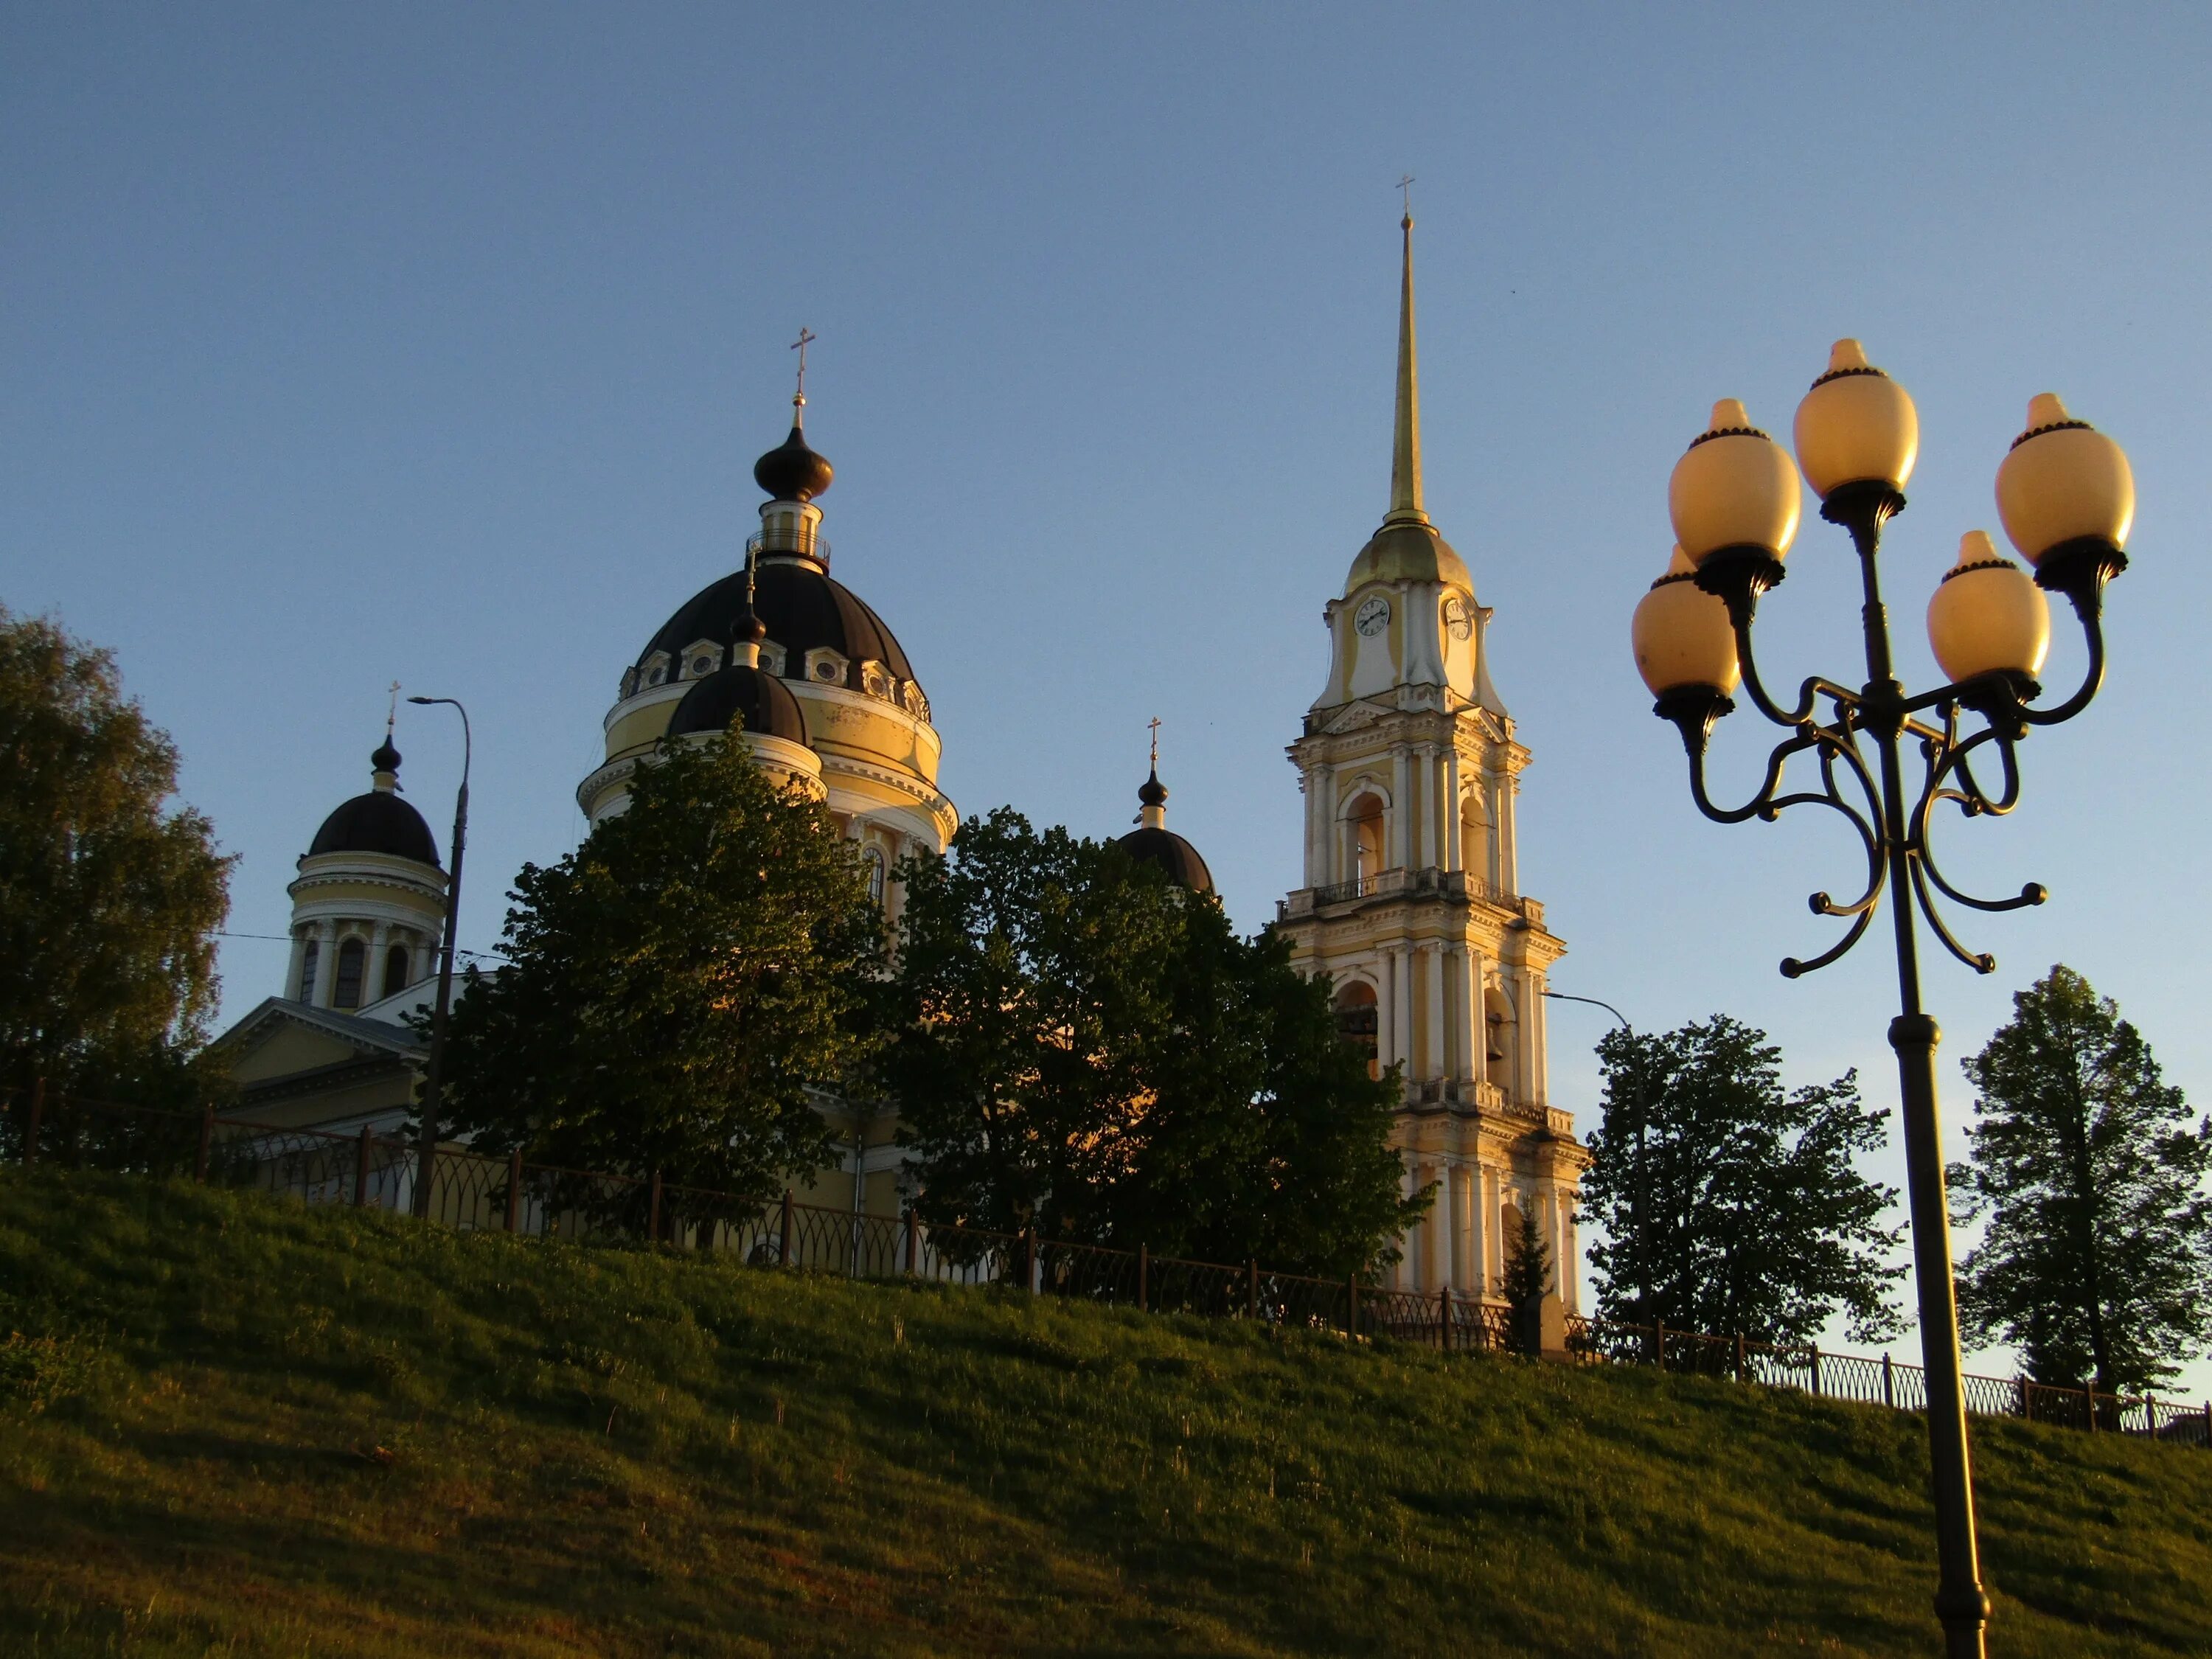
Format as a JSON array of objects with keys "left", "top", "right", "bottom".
[{"left": 4, "top": 1084, "right": 2207, "bottom": 1450}]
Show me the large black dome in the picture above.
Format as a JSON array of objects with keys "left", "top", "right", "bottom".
[
  {"left": 636, "top": 561, "right": 918, "bottom": 695},
  {"left": 309, "top": 792, "right": 440, "bottom": 867},
  {"left": 668, "top": 662, "right": 808, "bottom": 744},
  {"left": 1114, "top": 827, "right": 1213, "bottom": 893}
]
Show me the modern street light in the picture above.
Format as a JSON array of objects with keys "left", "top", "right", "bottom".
[
  {"left": 1630, "top": 340, "right": 2132, "bottom": 1659},
  {"left": 406, "top": 695, "right": 471, "bottom": 1220}
]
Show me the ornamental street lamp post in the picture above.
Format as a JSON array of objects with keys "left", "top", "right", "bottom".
[
  {"left": 406, "top": 695, "right": 471, "bottom": 1221},
  {"left": 1631, "top": 341, "right": 2132, "bottom": 1659}
]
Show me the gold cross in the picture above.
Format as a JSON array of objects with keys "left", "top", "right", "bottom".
[
  {"left": 1399, "top": 174, "right": 1415, "bottom": 219},
  {"left": 386, "top": 681, "right": 400, "bottom": 735},
  {"left": 1148, "top": 716, "right": 1161, "bottom": 772},
  {"left": 791, "top": 327, "right": 817, "bottom": 400}
]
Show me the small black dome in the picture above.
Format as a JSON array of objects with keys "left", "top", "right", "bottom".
[
  {"left": 668, "top": 662, "right": 809, "bottom": 745},
  {"left": 1115, "top": 827, "right": 1213, "bottom": 893},
  {"left": 638, "top": 560, "right": 919, "bottom": 695},
  {"left": 371, "top": 738, "right": 401, "bottom": 773},
  {"left": 1138, "top": 768, "right": 1168, "bottom": 807},
  {"left": 754, "top": 421, "right": 834, "bottom": 503},
  {"left": 309, "top": 792, "right": 440, "bottom": 866}
]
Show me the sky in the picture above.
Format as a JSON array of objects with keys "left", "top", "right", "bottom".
[{"left": 7, "top": 4, "right": 2211, "bottom": 1393}]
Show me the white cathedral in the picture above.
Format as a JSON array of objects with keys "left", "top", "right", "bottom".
[{"left": 210, "top": 214, "right": 1586, "bottom": 1310}]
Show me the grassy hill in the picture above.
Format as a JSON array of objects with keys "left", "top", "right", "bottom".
[{"left": 2, "top": 1169, "right": 2208, "bottom": 1658}]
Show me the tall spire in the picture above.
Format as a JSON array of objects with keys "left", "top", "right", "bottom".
[{"left": 1386, "top": 187, "right": 1427, "bottom": 527}]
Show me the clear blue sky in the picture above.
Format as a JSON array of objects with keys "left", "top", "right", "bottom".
[{"left": 7, "top": 5, "right": 2209, "bottom": 1391}]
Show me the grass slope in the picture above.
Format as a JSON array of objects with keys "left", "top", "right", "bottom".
[{"left": 1, "top": 1170, "right": 2208, "bottom": 1658}]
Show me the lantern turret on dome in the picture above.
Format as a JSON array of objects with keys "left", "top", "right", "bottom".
[{"left": 286, "top": 720, "right": 448, "bottom": 1013}]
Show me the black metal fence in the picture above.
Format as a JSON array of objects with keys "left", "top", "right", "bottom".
[{"left": 5, "top": 1083, "right": 2208, "bottom": 1449}]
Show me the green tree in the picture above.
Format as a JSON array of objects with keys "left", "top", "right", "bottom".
[
  {"left": 1500, "top": 1201, "right": 1551, "bottom": 1312},
  {"left": 883, "top": 809, "right": 1421, "bottom": 1276},
  {"left": 0, "top": 607, "right": 232, "bottom": 1096},
  {"left": 1951, "top": 964, "right": 2212, "bottom": 1394},
  {"left": 432, "top": 735, "right": 879, "bottom": 1216},
  {"left": 1583, "top": 1017, "right": 1904, "bottom": 1345}
]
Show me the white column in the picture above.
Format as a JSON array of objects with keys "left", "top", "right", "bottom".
[
  {"left": 1395, "top": 950, "right": 1414, "bottom": 1078},
  {"left": 310, "top": 919, "right": 337, "bottom": 1007},
  {"left": 1487, "top": 776, "right": 1505, "bottom": 890},
  {"left": 286, "top": 930, "right": 309, "bottom": 1001},
  {"left": 1501, "top": 774, "right": 1520, "bottom": 894},
  {"left": 1427, "top": 1168, "right": 1446, "bottom": 1292},
  {"left": 1413, "top": 742, "right": 1436, "bottom": 867},
  {"left": 1390, "top": 746, "right": 1411, "bottom": 869},
  {"left": 1424, "top": 942, "right": 1445, "bottom": 1082},
  {"left": 1480, "top": 1166, "right": 1500, "bottom": 1294},
  {"left": 1464, "top": 947, "right": 1485, "bottom": 1085},
  {"left": 1304, "top": 772, "right": 1323, "bottom": 887},
  {"left": 1394, "top": 1158, "right": 1416, "bottom": 1290},
  {"left": 1449, "top": 1166, "right": 1470, "bottom": 1290},
  {"left": 1559, "top": 1189, "right": 1581, "bottom": 1314},
  {"left": 1529, "top": 973, "right": 1550, "bottom": 1106},
  {"left": 369, "top": 922, "right": 392, "bottom": 1001},
  {"left": 1444, "top": 746, "right": 1463, "bottom": 872},
  {"left": 1377, "top": 948, "right": 1397, "bottom": 1077}
]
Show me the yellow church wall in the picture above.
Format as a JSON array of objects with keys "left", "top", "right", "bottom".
[
  {"left": 288, "top": 879, "right": 444, "bottom": 919},
  {"left": 793, "top": 686, "right": 942, "bottom": 785},
  {"left": 239, "top": 1074, "right": 418, "bottom": 1133},
  {"left": 228, "top": 1024, "right": 364, "bottom": 1084},
  {"left": 605, "top": 698, "right": 679, "bottom": 761}
]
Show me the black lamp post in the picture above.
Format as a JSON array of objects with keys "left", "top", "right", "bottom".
[
  {"left": 1630, "top": 341, "right": 2132, "bottom": 1659},
  {"left": 406, "top": 695, "right": 470, "bottom": 1220}
]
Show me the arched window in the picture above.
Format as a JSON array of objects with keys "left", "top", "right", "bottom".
[
  {"left": 333, "top": 938, "right": 366, "bottom": 1009},
  {"left": 1334, "top": 981, "right": 1380, "bottom": 1080},
  {"left": 1459, "top": 790, "right": 1489, "bottom": 886},
  {"left": 1344, "top": 791, "right": 1386, "bottom": 886},
  {"left": 864, "top": 846, "right": 887, "bottom": 907},
  {"left": 297, "top": 938, "right": 320, "bottom": 1002},
  {"left": 1484, "top": 986, "right": 1517, "bottom": 1091},
  {"left": 383, "top": 944, "right": 411, "bottom": 1000}
]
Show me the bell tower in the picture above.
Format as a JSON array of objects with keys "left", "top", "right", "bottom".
[{"left": 1277, "top": 209, "right": 1587, "bottom": 1304}]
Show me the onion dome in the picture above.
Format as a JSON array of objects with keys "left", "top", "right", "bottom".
[
  {"left": 1115, "top": 764, "right": 1213, "bottom": 894},
  {"left": 753, "top": 418, "right": 834, "bottom": 504},
  {"left": 308, "top": 740, "right": 440, "bottom": 866},
  {"left": 668, "top": 602, "right": 809, "bottom": 744}
]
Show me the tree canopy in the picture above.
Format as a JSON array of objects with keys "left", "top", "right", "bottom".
[
  {"left": 1951, "top": 964, "right": 2211, "bottom": 1394},
  {"left": 1582, "top": 1016, "right": 1903, "bottom": 1346},
  {"left": 431, "top": 736, "right": 880, "bottom": 1214},
  {"left": 0, "top": 606, "right": 232, "bottom": 1097},
  {"left": 882, "top": 808, "right": 1420, "bottom": 1277}
]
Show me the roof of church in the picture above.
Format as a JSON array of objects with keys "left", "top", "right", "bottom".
[
  {"left": 637, "top": 560, "right": 918, "bottom": 695},
  {"left": 667, "top": 660, "right": 809, "bottom": 744},
  {"left": 1116, "top": 825, "right": 1214, "bottom": 892},
  {"left": 1113, "top": 765, "right": 1212, "bottom": 893},
  {"left": 307, "top": 740, "right": 440, "bottom": 866},
  {"left": 1343, "top": 209, "right": 1473, "bottom": 597}
]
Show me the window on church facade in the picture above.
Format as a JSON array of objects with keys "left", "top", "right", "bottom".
[
  {"left": 864, "top": 846, "right": 886, "bottom": 906},
  {"left": 1345, "top": 793, "right": 1385, "bottom": 885},
  {"left": 1334, "top": 981, "right": 1380, "bottom": 1079},
  {"left": 333, "top": 939, "right": 366, "bottom": 1009},
  {"left": 298, "top": 938, "right": 319, "bottom": 1001},
  {"left": 383, "top": 944, "right": 411, "bottom": 999}
]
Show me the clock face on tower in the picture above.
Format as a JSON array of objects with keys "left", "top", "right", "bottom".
[
  {"left": 1354, "top": 596, "right": 1391, "bottom": 637},
  {"left": 1442, "top": 597, "right": 1472, "bottom": 639}
]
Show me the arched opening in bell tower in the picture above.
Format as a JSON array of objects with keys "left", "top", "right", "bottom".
[
  {"left": 1483, "top": 984, "right": 1519, "bottom": 1096},
  {"left": 1332, "top": 980, "right": 1380, "bottom": 1079},
  {"left": 1343, "top": 791, "right": 1386, "bottom": 886}
]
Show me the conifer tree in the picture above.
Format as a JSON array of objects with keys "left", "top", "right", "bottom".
[
  {"left": 1951, "top": 964, "right": 2212, "bottom": 1394},
  {"left": 431, "top": 735, "right": 879, "bottom": 1217},
  {"left": 1583, "top": 1017, "right": 1904, "bottom": 1345},
  {"left": 0, "top": 607, "right": 232, "bottom": 1096}
]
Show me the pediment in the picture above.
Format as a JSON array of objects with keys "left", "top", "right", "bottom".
[{"left": 1321, "top": 700, "right": 1392, "bottom": 737}]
